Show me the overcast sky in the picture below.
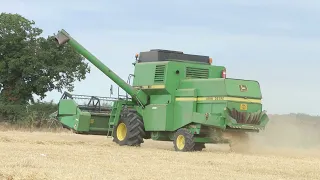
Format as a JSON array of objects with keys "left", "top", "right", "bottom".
[{"left": 1, "top": 0, "right": 320, "bottom": 115}]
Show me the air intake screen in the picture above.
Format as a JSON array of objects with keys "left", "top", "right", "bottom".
[
  {"left": 186, "top": 67, "right": 209, "bottom": 79},
  {"left": 154, "top": 65, "right": 166, "bottom": 82}
]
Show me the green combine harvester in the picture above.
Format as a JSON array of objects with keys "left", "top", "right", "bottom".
[{"left": 53, "top": 29, "right": 269, "bottom": 152}]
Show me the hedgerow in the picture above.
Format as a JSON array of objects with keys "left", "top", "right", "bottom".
[{"left": 0, "top": 101, "right": 59, "bottom": 129}]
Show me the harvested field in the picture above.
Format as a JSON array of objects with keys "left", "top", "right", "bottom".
[{"left": 1, "top": 116, "right": 320, "bottom": 180}]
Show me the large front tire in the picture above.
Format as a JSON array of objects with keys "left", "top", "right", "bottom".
[{"left": 113, "top": 112, "right": 146, "bottom": 146}]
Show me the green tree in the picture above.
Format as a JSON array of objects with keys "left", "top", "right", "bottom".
[{"left": 0, "top": 13, "right": 90, "bottom": 104}]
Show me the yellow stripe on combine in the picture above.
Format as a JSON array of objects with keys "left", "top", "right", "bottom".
[
  {"left": 133, "top": 85, "right": 165, "bottom": 89},
  {"left": 175, "top": 96, "right": 261, "bottom": 103}
]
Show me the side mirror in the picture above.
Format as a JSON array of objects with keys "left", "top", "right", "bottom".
[{"left": 110, "top": 85, "right": 113, "bottom": 97}]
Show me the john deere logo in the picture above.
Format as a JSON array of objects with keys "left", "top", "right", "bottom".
[{"left": 239, "top": 85, "right": 247, "bottom": 92}]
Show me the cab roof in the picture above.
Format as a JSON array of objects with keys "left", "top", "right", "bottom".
[{"left": 137, "top": 49, "right": 210, "bottom": 64}]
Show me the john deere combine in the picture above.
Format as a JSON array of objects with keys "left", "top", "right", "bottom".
[{"left": 53, "top": 29, "right": 269, "bottom": 152}]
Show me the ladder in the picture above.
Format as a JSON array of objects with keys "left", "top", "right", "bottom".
[{"left": 107, "top": 100, "right": 123, "bottom": 138}]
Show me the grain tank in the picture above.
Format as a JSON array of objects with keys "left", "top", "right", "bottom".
[{"left": 54, "top": 29, "right": 269, "bottom": 152}]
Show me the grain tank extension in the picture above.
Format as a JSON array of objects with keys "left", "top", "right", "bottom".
[{"left": 54, "top": 29, "right": 270, "bottom": 152}]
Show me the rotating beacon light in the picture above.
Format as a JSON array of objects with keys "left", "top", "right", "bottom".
[{"left": 208, "top": 57, "right": 212, "bottom": 64}]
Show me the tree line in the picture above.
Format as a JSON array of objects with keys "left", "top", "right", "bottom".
[{"left": 0, "top": 12, "right": 90, "bottom": 127}]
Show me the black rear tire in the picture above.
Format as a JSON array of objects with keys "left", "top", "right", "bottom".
[{"left": 173, "top": 128, "right": 195, "bottom": 152}]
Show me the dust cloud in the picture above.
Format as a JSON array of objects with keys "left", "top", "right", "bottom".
[{"left": 248, "top": 114, "right": 320, "bottom": 157}]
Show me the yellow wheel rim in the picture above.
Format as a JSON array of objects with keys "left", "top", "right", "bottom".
[
  {"left": 176, "top": 135, "right": 185, "bottom": 150},
  {"left": 116, "top": 123, "right": 127, "bottom": 141}
]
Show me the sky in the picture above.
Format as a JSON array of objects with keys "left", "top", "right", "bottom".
[{"left": 1, "top": 0, "right": 320, "bottom": 115}]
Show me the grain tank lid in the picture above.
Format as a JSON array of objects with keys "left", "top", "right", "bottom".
[
  {"left": 150, "top": 49, "right": 183, "bottom": 54},
  {"left": 137, "top": 49, "right": 210, "bottom": 64}
]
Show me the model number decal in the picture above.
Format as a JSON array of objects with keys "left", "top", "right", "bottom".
[{"left": 205, "top": 97, "right": 224, "bottom": 100}]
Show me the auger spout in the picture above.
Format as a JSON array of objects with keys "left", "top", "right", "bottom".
[{"left": 54, "top": 29, "right": 148, "bottom": 107}]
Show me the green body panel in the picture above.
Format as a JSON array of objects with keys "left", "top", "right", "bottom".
[
  {"left": 54, "top": 29, "right": 270, "bottom": 145},
  {"left": 132, "top": 61, "right": 225, "bottom": 93},
  {"left": 179, "top": 78, "right": 261, "bottom": 98},
  {"left": 58, "top": 99, "right": 77, "bottom": 115},
  {"left": 89, "top": 113, "right": 110, "bottom": 132},
  {"left": 143, "top": 104, "right": 169, "bottom": 131},
  {"left": 131, "top": 62, "right": 266, "bottom": 132}
]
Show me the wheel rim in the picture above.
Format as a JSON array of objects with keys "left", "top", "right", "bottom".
[
  {"left": 117, "top": 123, "right": 127, "bottom": 141},
  {"left": 176, "top": 135, "right": 185, "bottom": 150}
]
